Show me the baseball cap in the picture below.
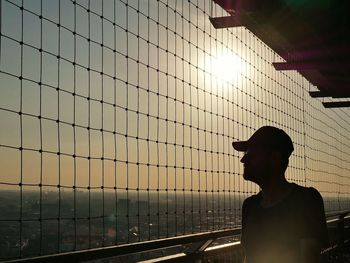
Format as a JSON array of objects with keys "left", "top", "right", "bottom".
[{"left": 232, "top": 126, "right": 294, "bottom": 158}]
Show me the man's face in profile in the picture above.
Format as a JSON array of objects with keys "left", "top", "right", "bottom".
[{"left": 240, "top": 146, "right": 273, "bottom": 184}]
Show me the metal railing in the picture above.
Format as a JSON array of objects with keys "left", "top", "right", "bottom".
[{"left": 5, "top": 210, "right": 349, "bottom": 263}]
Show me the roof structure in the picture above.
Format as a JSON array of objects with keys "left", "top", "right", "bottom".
[{"left": 210, "top": 0, "right": 350, "bottom": 108}]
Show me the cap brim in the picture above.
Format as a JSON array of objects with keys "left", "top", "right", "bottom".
[{"left": 232, "top": 141, "right": 248, "bottom": 151}]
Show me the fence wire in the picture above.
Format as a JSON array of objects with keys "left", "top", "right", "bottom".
[{"left": 0, "top": 0, "right": 349, "bottom": 260}]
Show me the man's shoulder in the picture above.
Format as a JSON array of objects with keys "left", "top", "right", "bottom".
[
  {"left": 293, "top": 184, "right": 323, "bottom": 202},
  {"left": 242, "top": 184, "right": 324, "bottom": 211},
  {"left": 242, "top": 193, "right": 261, "bottom": 222}
]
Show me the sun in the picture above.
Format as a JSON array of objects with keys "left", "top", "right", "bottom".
[{"left": 206, "top": 50, "right": 246, "bottom": 82}]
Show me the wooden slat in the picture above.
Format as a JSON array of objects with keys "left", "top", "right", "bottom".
[
  {"left": 309, "top": 91, "right": 331, "bottom": 98},
  {"left": 209, "top": 16, "right": 243, "bottom": 29},
  {"left": 322, "top": 101, "right": 350, "bottom": 108},
  {"left": 273, "top": 62, "right": 350, "bottom": 71}
]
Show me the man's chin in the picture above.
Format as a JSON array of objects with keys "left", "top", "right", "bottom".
[
  {"left": 244, "top": 174, "right": 262, "bottom": 186},
  {"left": 243, "top": 172, "right": 257, "bottom": 182},
  {"left": 243, "top": 172, "right": 251, "bottom": 181}
]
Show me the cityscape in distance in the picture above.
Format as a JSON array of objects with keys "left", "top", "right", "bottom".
[{"left": 0, "top": 188, "right": 348, "bottom": 260}]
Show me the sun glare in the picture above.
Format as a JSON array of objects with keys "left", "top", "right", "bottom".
[{"left": 206, "top": 51, "right": 246, "bottom": 82}]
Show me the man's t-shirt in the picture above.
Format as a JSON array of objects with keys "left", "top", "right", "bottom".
[{"left": 241, "top": 183, "right": 330, "bottom": 263}]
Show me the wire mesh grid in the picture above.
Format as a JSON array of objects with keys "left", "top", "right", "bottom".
[{"left": 0, "top": 0, "right": 349, "bottom": 260}]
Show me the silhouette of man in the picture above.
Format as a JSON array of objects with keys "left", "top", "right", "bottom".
[{"left": 232, "top": 126, "right": 329, "bottom": 263}]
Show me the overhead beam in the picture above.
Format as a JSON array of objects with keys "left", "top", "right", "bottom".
[
  {"left": 273, "top": 62, "right": 350, "bottom": 71},
  {"left": 309, "top": 91, "right": 331, "bottom": 98},
  {"left": 211, "top": 0, "right": 280, "bottom": 14},
  {"left": 209, "top": 16, "right": 243, "bottom": 29},
  {"left": 273, "top": 62, "right": 316, "bottom": 71},
  {"left": 322, "top": 101, "right": 350, "bottom": 108},
  {"left": 309, "top": 91, "right": 350, "bottom": 99},
  {"left": 332, "top": 94, "right": 350, "bottom": 99}
]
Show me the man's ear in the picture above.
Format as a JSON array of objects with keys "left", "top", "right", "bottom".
[
  {"left": 270, "top": 150, "right": 280, "bottom": 161},
  {"left": 270, "top": 151, "right": 283, "bottom": 168}
]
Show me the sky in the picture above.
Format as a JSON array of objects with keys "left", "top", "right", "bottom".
[{"left": 0, "top": 0, "right": 349, "bottom": 197}]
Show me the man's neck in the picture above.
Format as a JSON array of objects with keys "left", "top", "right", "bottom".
[{"left": 259, "top": 177, "right": 293, "bottom": 207}]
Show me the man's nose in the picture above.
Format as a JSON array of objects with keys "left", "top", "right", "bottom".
[{"left": 240, "top": 154, "right": 247, "bottom": 164}]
